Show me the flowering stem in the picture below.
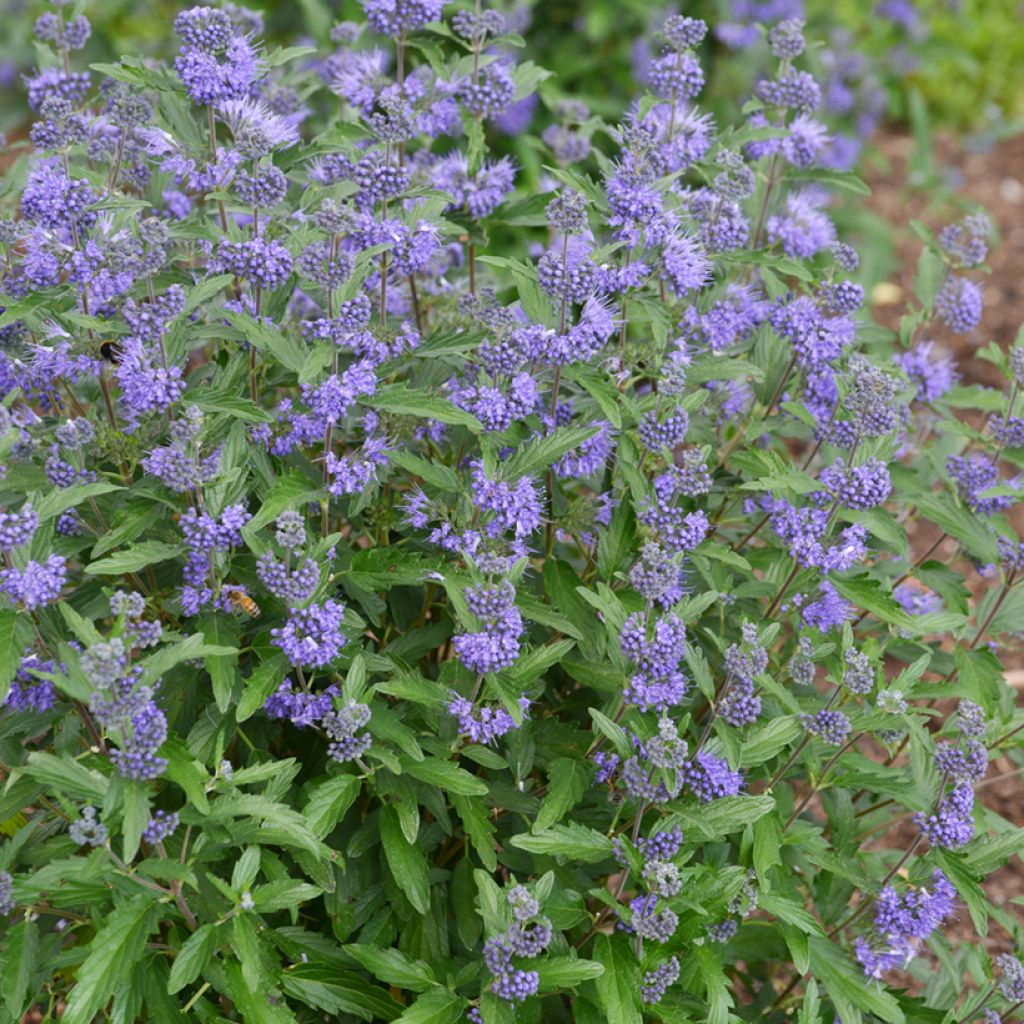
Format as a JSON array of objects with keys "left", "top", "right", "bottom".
[
  {"left": 206, "top": 105, "right": 229, "bottom": 234},
  {"left": 108, "top": 127, "right": 127, "bottom": 191},
  {"left": 156, "top": 840, "right": 198, "bottom": 930},
  {"left": 765, "top": 735, "right": 809, "bottom": 792},
  {"left": 250, "top": 286, "right": 262, "bottom": 404},
  {"left": 749, "top": 152, "right": 781, "bottom": 253},
  {"left": 765, "top": 562, "right": 801, "bottom": 618},
  {"left": 784, "top": 731, "right": 862, "bottom": 830}
]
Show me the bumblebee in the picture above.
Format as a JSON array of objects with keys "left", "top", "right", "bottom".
[
  {"left": 225, "top": 588, "right": 260, "bottom": 618},
  {"left": 99, "top": 340, "right": 124, "bottom": 365}
]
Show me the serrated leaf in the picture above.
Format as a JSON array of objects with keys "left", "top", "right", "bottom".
[
  {"left": 370, "top": 384, "right": 482, "bottom": 431},
  {"left": 593, "top": 934, "right": 642, "bottom": 1024},
  {"left": 303, "top": 774, "right": 361, "bottom": 839},
  {"left": 509, "top": 823, "right": 612, "bottom": 862},
  {"left": 809, "top": 935, "right": 904, "bottom": 1024},
  {"left": 85, "top": 541, "right": 184, "bottom": 576},
  {"left": 0, "top": 610, "right": 20, "bottom": 704},
  {"left": 23, "top": 752, "right": 106, "bottom": 802},
  {"left": 343, "top": 945, "right": 435, "bottom": 993},
  {"left": 62, "top": 897, "right": 160, "bottom": 1024},
  {"left": 536, "top": 956, "right": 604, "bottom": 988},
  {"left": 167, "top": 923, "right": 219, "bottom": 994},
  {"left": 534, "top": 757, "right": 588, "bottom": 832},
  {"left": 280, "top": 963, "right": 403, "bottom": 1021},
  {"left": 34, "top": 482, "right": 122, "bottom": 523},
  {"left": 401, "top": 756, "right": 488, "bottom": 796},
  {"left": 380, "top": 804, "right": 431, "bottom": 914},
  {"left": 1, "top": 918, "right": 37, "bottom": 1020},
  {"left": 499, "top": 425, "right": 599, "bottom": 480}
]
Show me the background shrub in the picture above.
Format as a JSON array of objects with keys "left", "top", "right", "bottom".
[{"left": 0, "top": 2, "right": 1022, "bottom": 1023}]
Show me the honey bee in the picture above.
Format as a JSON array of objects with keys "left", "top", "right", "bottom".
[{"left": 225, "top": 587, "right": 260, "bottom": 618}]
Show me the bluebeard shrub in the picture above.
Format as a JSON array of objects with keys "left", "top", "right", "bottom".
[{"left": 0, "top": 2, "right": 1021, "bottom": 1023}]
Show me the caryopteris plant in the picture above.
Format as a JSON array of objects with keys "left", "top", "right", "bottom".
[{"left": 0, "top": 2, "right": 1022, "bottom": 1022}]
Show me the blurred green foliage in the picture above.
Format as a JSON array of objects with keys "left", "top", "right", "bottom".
[{"left": 3, "top": 0, "right": 1023, "bottom": 140}]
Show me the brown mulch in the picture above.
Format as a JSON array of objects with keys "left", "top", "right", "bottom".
[{"left": 856, "top": 128, "right": 1024, "bottom": 966}]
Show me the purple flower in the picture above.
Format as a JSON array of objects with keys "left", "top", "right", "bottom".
[
  {"left": 766, "top": 191, "right": 836, "bottom": 259},
  {"left": 802, "top": 707, "right": 852, "bottom": 744},
  {"left": 783, "top": 114, "right": 830, "bottom": 168},
  {"left": 914, "top": 782, "right": 975, "bottom": 849},
  {"left": 271, "top": 600, "right": 347, "bottom": 668},
  {"left": 21, "top": 159, "right": 97, "bottom": 230},
  {"left": 802, "top": 581, "right": 852, "bottom": 631},
  {"left": 210, "top": 238, "right": 294, "bottom": 291},
  {"left": 935, "top": 277, "right": 983, "bottom": 334},
  {"left": 620, "top": 612, "right": 688, "bottom": 712},
  {"left": 1, "top": 555, "right": 66, "bottom": 610},
  {"left": 143, "top": 810, "right": 180, "bottom": 845},
  {"left": 361, "top": 0, "right": 444, "bottom": 37},
  {"left": 947, "top": 453, "right": 1015, "bottom": 516},
  {"left": 682, "top": 751, "right": 743, "bottom": 801},
  {"left": 265, "top": 680, "right": 339, "bottom": 726},
  {"left": 0, "top": 503, "right": 38, "bottom": 550},
  {"left": 457, "top": 63, "right": 516, "bottom": 120},
  {"left": 662, "top": 233, "right": 711, "bottom": 294},
  {"left": 897, "top": 341, "right": 959, "bottom": 401},
  {"left": 816, "top": 458, "right": 892, "bottom": 510},
  {"left": 433, "top": 152, "right": 516, "bottom": 218},
  {"left": 448, "top": 694, "right": 529, "bottom": 744},
  {"left": 4, "top": 651, "right": 58, "bottom": 713}
]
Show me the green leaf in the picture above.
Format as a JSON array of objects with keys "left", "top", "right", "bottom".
[
  {"left": 222, "top": 960, "right": 297, "bottom": 1024},
  {"left": 509, "top": 823, "right": 612, "bottom": 863},
  {"left": 799, "top": 978, "right": 822, "bottom": 1024},
  {"left": 387, "top": 448, "right": 461, "bottom": 491},
  {"left": 23, "top": 752, "right": 106, "bottom": 803},
  {"left": 593, "top": 934, "right": 642, "bottom": 1024},
  {"left": 85, "top": 541, "right": 184, "bottom": 575},
  {"left": 393, "top": 988, "right": 465, "bottom": 1024},
  {"left": 452, "top": 793, "right": 498, "bottom": 871},
  {"left": 830, "top": 575, "right": 914, "bottom": 631},
  {"left": 206, "top": 795, "right": 321, "bottom": 857},
  {"left": 192, "top": 389, "right": 273, "bottom": 422},
  {"left": 370, "top": 384, "right": 482, "bottom": 431},
  {"left": 167, "top": 923, "right": 219, "bottom": 994},
  {"left": 303, "top": 774, "right": 361, "bottom": 839},
  {"left": 401, "top": 757, "right": 488, "bottom": 796},
  {"left": 536, "top": 956, "right": 604, "bottom": 989},
  {"left": 198, "top": 612, "right": 240, "bottom": 713},
  {"left": 62, "top": 897, "right": 160, "bottom": 1024},
  {"left": 237, "top": 653, "right": 291, "bottom": 722},
  {"left": 161, "top": 737, "right": 210, "bottom": 814},
  {"left": 738, "top": 717, "right": 802, "bottom": 767},
  {"left": 499, "top": 425, "right": 599, "bottom": 480},
  {"left": 534, "top": 757, "right": 589, "bottom": 832},
  {"left": 264, "top": 44, "right": 319, "bottom": 66},
  {"left": 672, "top": 795, "right": 775, "bottom": 840},
  {"left": 760, "top": 892, "right": 824, "bottom": 935},
  {"left": 226, "top": 310, "right": 307, "bottom": 374},
  {"left": 916, "top": 494, "right": 998, "bottom": 563},
  {"left": 121, "top": 782, "right": 150, "bottom": 862},
  {"left": 138, "top": 632, "right": 237, "bottom": 687},
  {"left": 181, "top": 273, "right": 235, "bottom": 314},
  {"left": 34, "top": 482, "right": 122, "bottom": 523},
  {"left": 809, "top": 935, "right": 905, "bottom": 1024},
  {"left": 280, "top": 963, "right": 402, "bottom": 1021},
  {"left": 252, "top": 880, "right": 322, "bottom": 912},
  {"left": 343, "top": 945, "right": 435, "bottom": 993},
  {"left": 380, "top": 804, "right": 431, "bottom": 914},
  {"left": 0, "top": 610, "right": 20, "bottom": 705},
  {"left": 1, "top": 917, "right": 37, "bottom": 1020}
]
